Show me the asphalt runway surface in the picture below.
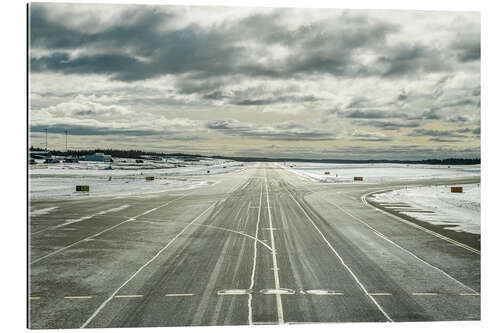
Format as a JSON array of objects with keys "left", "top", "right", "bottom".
[{"left": 29, "top": 163, "right": 480, "bottom": 328}]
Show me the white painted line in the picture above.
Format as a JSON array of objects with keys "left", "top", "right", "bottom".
[
  {"left": 304, "top": 290, "right": 344, "bottom": 296},
  {"left": 31, "top": 194, "right": 190, "bottom": 264},
  {"left": 80, "top": 201, "right": 217, "bottom": 328},
  {"left": 218, "top": 289, "right": 252, "bottom": 296},
  {"left": 332, "top": 197, "right": 479, "bottom": 295},
  {"left": 165, "top": 293, "right": 194, "bottom": 297},
  {"left": 412, "top": 292, "right": 438, "bottom": 296},
  {"left": 460, "top": 293, "right": 480, "bottom": 296},
  {"left": 248, "top": 182, "right": 264, "bottom": 325},
  {"left": 265, "top": 175, "right": 285, "bottom": 325},
  {"left": 282, "top": 186, "right": 393, "bottom": 323},
  {"left": 261, "top": 288, "right": 295, "bottom": 295},
  {"left": 29, "top": 297, "right": 40, "bottom": 300},
  {"left": 30, "top": 206, "right": 58, "bottom": 217},
  {"left": 64, "top": 296, "right": 93, "bottom": 299},
  {"left": 114, "top": 295, "right": 143, "bottom": 298},
  {"left": 32, "top": 205, "right": 130, "bottom": 236},
  {"left": 361, "top": 191, "right": 480, "bottom": 255},
  {"left": 368, "top": 293, "right": 392, "bottom": 296}
]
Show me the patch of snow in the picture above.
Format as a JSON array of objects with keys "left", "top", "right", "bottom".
[
  {"left": 279, "top": 162, "right": 479, "bottom": 184},
  {"left": 372, "top": 183, "right": 480, "bottom": 234}
]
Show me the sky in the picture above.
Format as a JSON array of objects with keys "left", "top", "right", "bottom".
[{"left": 28, "top": 2, "right": 480, "bottom": 160}]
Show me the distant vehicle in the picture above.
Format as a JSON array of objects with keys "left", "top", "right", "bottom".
[{"left": 136, "top": 159, "right": 144, "bottom": 163}]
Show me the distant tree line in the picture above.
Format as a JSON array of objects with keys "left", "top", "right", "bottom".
[{"left": 29, "top": 147, "right": 480, "bottom": 165}]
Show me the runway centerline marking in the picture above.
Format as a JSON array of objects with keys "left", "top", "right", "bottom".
[
  {"left": 281, "top": 185, "right": 393, "bottom": 322},
  {"left": 80, "top": 201, "right": 217, "bottom": 328},
  {"left": 64, "top": 296, "right": 92, "bottom": 299},
  {"left": 265, "top": 174, "right": 285, "bottom": 325},
  {"left": 165, "top": 293, "right": 193, "bottom": 297},
  {"left": 248, "top": 181, "right": 264, "bottom": 325},
  {"left": 114, "top": 295, "right": 143, "bottom": 298},
  {"left": 412, "top": 292, "right": 438, "bottom": 296}
]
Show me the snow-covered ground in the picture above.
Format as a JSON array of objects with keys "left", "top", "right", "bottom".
[
  {"left": 29, "top": 157, "right": 244, "bottom": 200},
  {"left": 280, "top": 162, "right": 480, "bottom": 184},
  {"left": 371, "top": 183, "right": 480, "bottom": 234}
]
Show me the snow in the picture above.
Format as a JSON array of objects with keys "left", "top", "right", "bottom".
[
  {"left": 29, "top": 157, "right": 244, "bottom": 200},
  {"left": 280, "top": 162, "right": 480, "bottom": 184},
  {"left": 372, "top": 183, "right": 480, "bottom": 234}
]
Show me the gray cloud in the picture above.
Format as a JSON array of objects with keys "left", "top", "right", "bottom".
[
  {"left": 206, "top": 119, "right": 337, "bottom": 141},
  {"left": 407, "top": 129, "right": 467, "bottom": 138}
]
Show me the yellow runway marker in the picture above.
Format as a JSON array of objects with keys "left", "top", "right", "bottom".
[
  {"left": 64, "top": 296, "right": 92, "bottom": 299},
  {"left": 114, "top": 295, "right": 143, "bottom": 298},
  {"left": 412, "top": 292, "right": 438, "bottom": 296}
]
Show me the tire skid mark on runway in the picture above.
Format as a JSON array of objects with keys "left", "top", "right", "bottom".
[
  {"left": 280, "top": 184, "right": 393, "bottom": 322},
  {"left": 361, "top": 190, "right": 480, "bottom": 255},
  {"left": 265, "top": 173, "right": 285, "bottom": 325},
  {"left": 31, "top": 193, "right": 192, "bottom": 264},
  {"left": 329, "top": 198, "right": 479, "bottom": 295},
  {"left": 80, "top": 201, "right": 218, "bottom": 328}
]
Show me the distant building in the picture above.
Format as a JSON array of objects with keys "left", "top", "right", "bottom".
[{"left": 81, "top": 152, "right": 113, "bottom": 162}]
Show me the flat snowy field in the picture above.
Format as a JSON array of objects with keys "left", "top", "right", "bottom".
[
  {"left": 281, "top": 162, "right": 480, "bottom": 183},
  {"left": 372, "top": 183, "right": 480, "bottom": 234},
  {"left": 29, "top": 158, "right": 245, "bottom": 200}
]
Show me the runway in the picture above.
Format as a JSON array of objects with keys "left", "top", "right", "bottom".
[{"left": 29, "top": 163, "right": 480, "bottom": 328}]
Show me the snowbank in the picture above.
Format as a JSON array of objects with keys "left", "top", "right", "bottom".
[
  {"left": 371, "top": 183, "right": 480, "bottom": 234},
  {"left": 280, "top": 162, "right": 480, "bottom": 184}
]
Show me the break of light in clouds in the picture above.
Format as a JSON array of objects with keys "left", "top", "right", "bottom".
[{"left": 29, "top": 3, "right": 480, "bottom": 160}]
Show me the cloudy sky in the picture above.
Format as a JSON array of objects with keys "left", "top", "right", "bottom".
[{"left": 29, "top": 2, "right": 480, "bottom": 159}]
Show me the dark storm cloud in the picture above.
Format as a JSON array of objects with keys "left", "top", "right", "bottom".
[
  {"left": 376, "top": 43, "right": 447, "bottom": 77},
  {"left": 30, "top": 124, "right": 203, "bottom": 140},
  {"left": 30, "top": 4, "right": 411, "bottom": 85},
  {"left": 206, "top": 119, "right": 336, "bottom": 141}
]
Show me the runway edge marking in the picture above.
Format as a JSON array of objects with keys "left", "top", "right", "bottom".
[
  {"left": 361, "top": 190, "right": 480, "bottom": 255},
  {"left": 281, "top": 185, "right": 393, "bottom": 322},
  {"left": 80, "top": 201, "right": 218, "bottom": 328},
  {"left": 332, "top": 196, "right": 479, "bottom": 294}
]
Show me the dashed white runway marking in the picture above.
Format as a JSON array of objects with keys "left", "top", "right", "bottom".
[
  {"left": 218, "top": 289, "right": 251, "bottom": 296},
  {"left": 304, "top": 290, "right": 344, "bottom": 296},
  {"left": 248, "top": 182, "right": 263, "bottom": 325},
  {"left": 80, "top": 201, "right": 217, "bottom": 328},
  {"left": 30, "top": 206, "right": 58, "bottom": 217},
  {"left": 64, "top": 296, "right": 93, "bottom": 299},
  {"left": 265, "top": 175, "right": 285, "bottom": 325},
  {"left": 412, "top": 292, "right": 438, "bottom": 296},
  {"left": 32, "top": 194, "right": 190, "bottom": 264},
  {"left": 165, "top": 293, "right": 193, "bottom": 297},
  {"left": 114, "top": 295, "right": 143, "bottom": 298},
  {"left": 261, "top": 288, "right": 295, "bottom": 295}
]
